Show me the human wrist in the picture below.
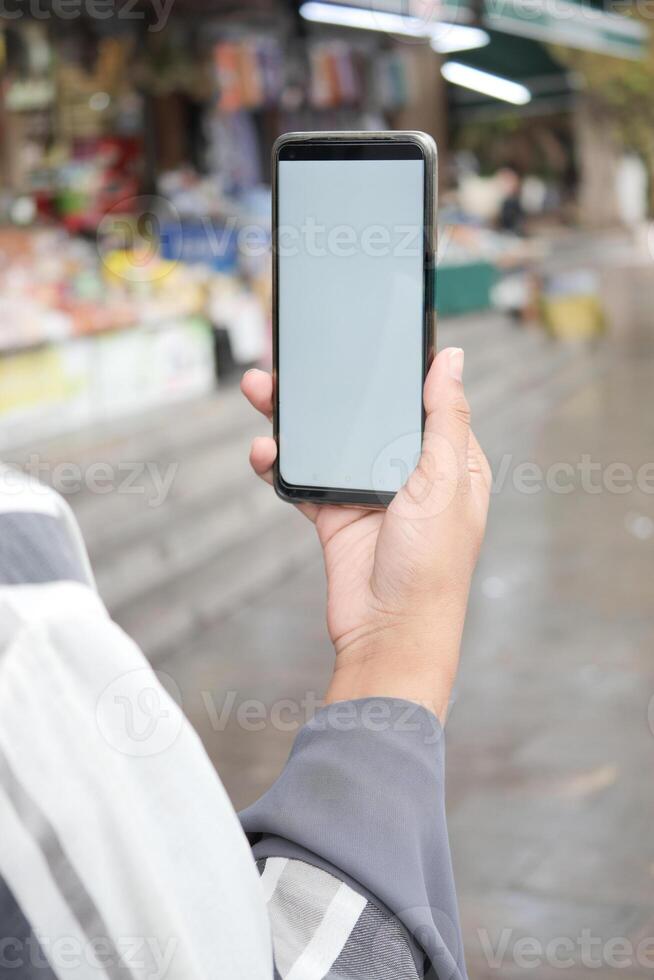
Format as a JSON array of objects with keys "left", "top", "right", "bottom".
[{"left": 325, "top": 623, "right": 463, "bottom": 723}]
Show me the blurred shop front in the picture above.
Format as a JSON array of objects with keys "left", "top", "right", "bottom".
[
  {"left": 0, "top": 0, "right": 647, "bottom": 449},
  {"left": 0, "top": 20, "right": 277, "bottom": 447},
  {"left": 0, "top": 13, "right": 443, "bottom": 446}
]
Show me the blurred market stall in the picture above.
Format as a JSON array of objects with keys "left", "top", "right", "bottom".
[{"left": 0, "top": 0, "right": 648, "bottom": 446}]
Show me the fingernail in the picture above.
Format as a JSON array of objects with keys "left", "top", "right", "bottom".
[{"left": 448, "top": 348, "right": 464, "bottom": 381}]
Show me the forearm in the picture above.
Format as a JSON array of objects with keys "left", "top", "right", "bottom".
[
  {"left": 325, "top": 592, "right": 469, "bottom": 724},
  {"left": 325, "top": 634, "right": 461, "bottom": 724}
]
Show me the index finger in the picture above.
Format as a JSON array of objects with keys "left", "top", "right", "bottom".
[{"left": 241, "top": 369, "right": 273, "bottom": 421}]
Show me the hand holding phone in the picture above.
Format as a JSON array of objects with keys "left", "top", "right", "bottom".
[{"left": 241, "top": 347, "right": 491, "bottom": 722}]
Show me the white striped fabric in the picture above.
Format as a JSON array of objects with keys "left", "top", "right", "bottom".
[
  {"left": 0, "top": 579, "right": 272, "bottom": 978},
  {"left": 285, "top": 882, "right": 367, "bottom": 980},
  {"left": 261, "top": 857, "right": 289, "bottom": 904}
]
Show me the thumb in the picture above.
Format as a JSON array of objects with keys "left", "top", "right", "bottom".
[
  {"left": 393, "top": 347, "right": 471, "bottom": 517},
  {"left": 423, "top": 347, "right": 470, "bottom": 461}
]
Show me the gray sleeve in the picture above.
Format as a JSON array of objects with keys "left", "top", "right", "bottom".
[
  {"left": 0, "top": 466, "right": 94, "bottom": 588},
  {"left": 0, "top": 511, "right": 90, "bottom": 587},
  {"left": 240, "top": 698, "right": 467, "bottom": 980},
  {"left": 0, "top": 876, "right": 57, "bottom": 979}
]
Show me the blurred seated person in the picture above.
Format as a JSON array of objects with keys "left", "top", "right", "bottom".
[{"left": 497, "top": 167, "right": 526, "bottom": 236}]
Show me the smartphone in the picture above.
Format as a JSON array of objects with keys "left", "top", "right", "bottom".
[{"left": 272, "top": 131, "right": 437, "bottom": 507}]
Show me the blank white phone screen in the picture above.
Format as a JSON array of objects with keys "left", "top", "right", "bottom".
[{"left": 278, "top": 157, "right": 425, "bottom": 494}]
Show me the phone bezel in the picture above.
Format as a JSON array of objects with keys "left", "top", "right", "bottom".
[{"left": 271, "top": 130, "right": 437, "bottom": 508}]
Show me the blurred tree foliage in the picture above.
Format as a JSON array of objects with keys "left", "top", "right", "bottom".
[
  {"left": 551, "top": 20, "right": 654, "bottom": 150},
  {"left": 453, "top": 114, "right": 571, "bottom": 181},
  {"left": 550, "top": 11, "right": 654, "bottom": 161}
]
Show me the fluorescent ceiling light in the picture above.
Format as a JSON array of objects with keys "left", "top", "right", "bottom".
[
  {"left": 441, "top": 61, "right": 531, "bottom": 105},
  {"left": 430, "top": 25, "right": 490, "bottom": 53},
  {"left": 299, "top": 2, "right": 489, "bottom": 52},
  {"left": 299, "top": 1, "right": 435, "bottom": 37}
]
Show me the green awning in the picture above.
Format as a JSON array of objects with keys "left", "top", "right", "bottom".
[
  {"left": 477, "top": 0, "right": 647, "bottom": 60},
  {"left": 446, "top": 31, "right": 576, "bottom": 117},
  {"left": 347, "top": 0, "right": 649, "bottom": 59}
]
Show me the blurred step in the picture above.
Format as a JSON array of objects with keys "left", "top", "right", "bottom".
[
  {"left": 95, "top": 319, "right": 554, "bottom": 607},
  {"left": 9, "top": 312, "right": 602, "bottom": 662},
  {"left": 5, "top": 381, "right": 249, "bottom": 472},
  {"left": 97, "top": 317, "right": 596, "bottom": 658},
  {"left": 85, "top": 319, "right": 552, "bottom": 558},
  {"left": 77, "top": 423, "right": 259, "bottom": 555},
  {"left": 113, "top": 502, "right": 313, "bottom": 662},
  {"left": 97, "top": 475, "right": 279, "bottom": 610}
]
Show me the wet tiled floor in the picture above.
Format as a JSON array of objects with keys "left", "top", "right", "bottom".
[
  {"left": 12, "top": 258, "right": 654, "bottom": 976},
  {"left": 449, "top": 347, "right": 654, "bottom": 975}
]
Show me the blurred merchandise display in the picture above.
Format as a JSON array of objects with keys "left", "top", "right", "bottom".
[
  {"left": 0, "top": 317, "right": 215, "bottom": 451},
  {"left": 539, "top": 269, "right": 605, "bottom": 341},
  {"left": 0, "top": 22, "right": 276, "bottom": 445},
  {"left": 438, "top": 214, "right": 548, "bottom": 317},
  {"left": 0, "top": 228, "right": 134, "bottom": 350},
  {"left": 53, "top": 137, "right": 142, "bottom": 234},
  {"left": 0, "top": 224, "right": 211, "bottom": 445},
  {"left": 214, "top": 38, "right": 285, "bottom": 113},
  {"left": 308, "top": 42, "right": 364, "bottom": 108},
  {"left": 0, "top": 216, "right": 269, "bottom": 444},
  {"left": 212, "top": 34, "right": 411, "bottom": 119},
  {"left": 0, "top": 227, "right": 199, "bottom": 350}
]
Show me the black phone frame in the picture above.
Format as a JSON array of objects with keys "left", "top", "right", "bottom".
[{"left": 271, "top": 130, "right": 437, "bottom": 509}]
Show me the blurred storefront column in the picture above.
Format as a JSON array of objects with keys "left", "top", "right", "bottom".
[
  {"left": 574, "top": 92, "right": 622, "bottom": 229},
  {"left": 0, "top": 43, "right": 22, "bottom": 190},
  {"left": 393, "top": 41, "right": 448, "bottom": 184}
]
